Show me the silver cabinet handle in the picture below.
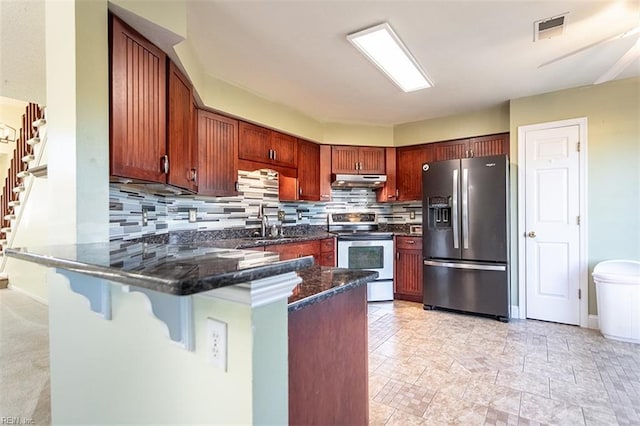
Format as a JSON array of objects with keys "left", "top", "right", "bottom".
[
  {"left": 407, "top": 240, "right": 415, "bottom": 244},
  {"left": 273, "top": 150, "right": 277, "bottom": 161},
  {"left": 528, "top": 231, "right": 536, "bottom": 238},
  {"left": 452, "top": 169, "right": 459, "bottom": 249},
  {"left": 191, "top": 168, "right": 197, "bottom": 182},
  {"left": 462, "top": 168, "right": 469, "bottom": 249},
  {"left": 299, "top": 186, "right": 303, "bottom": 195},
  {"left": 162, "top": 155, "right": 169, "bottom": 174}
]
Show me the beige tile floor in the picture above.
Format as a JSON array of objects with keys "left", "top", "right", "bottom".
[
  {"left": 368, "top": 301, "right": 640, "bottom": 426},
  {"left": 2, "top": 290, "right": 639, "bottom": 425}
]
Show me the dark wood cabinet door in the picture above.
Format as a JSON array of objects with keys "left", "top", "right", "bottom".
[
  {"left": 197, "top": 110, "right": 239, "bottom": 196},
  {"left": 359, "top": 147, "right": 386, "bottom": 174},
  {"left": 110, "top": 15, "right": 166, "bottom": 183},
  {"left": 297, "top": 139, "right": 320, "bottom": 201},
  {"left": 267, "top": 241, "right": 320, "bottom": 264},
  {"left": 377, "top": 147, "right": 397, "bottom": 202},
  {"left": 270, "top": 131, "right": 298, "bottom": 168},
  {"left": 319, "top": 145, "right": 332, "bottom": 201},
  {"left": 469, "top": 133, "right": 509, "bottom": 157},
  {"left": 433, "top": 138, "right": 469, "bottom": 161},
  {"left": 319, "top": 238, "right": 336, "bottom": 267},
  {"left": 394, "top": 237, "right": 423, "bottom": 302},
  {"left": 167, "top": 62, "right": 197, "bottom": 192},
  {"left": 396, "top": 144, "right": 434, "bottom": 201},
  {"left": 238, "top": 121, "right": 270, "bottom": 163},
  {"left": 289, "top": 284, "right": 368, "bottom": 425},
  {"left": 331, "top": 146, "right": 359, "bottom": 173}
]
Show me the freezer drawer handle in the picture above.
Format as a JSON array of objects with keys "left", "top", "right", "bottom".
[{"left": 423, "top": 260, "right": 506, "bottom": 272}]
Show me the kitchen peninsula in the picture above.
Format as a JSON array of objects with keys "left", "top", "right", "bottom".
[{"left": 6, "top": 243, "right": 377, "bottom": 425}]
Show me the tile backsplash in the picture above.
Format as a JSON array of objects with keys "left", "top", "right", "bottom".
[{"left": 110, "top": 169, "right": 422, "bottom": 241}]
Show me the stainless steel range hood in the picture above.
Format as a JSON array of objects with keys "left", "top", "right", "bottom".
[{"left": 331, "top": 174, "right": 387, "bottom": 188}]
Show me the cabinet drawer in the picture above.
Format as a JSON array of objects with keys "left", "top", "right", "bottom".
[
  {"left": 396, "top": 237, "right": 422, "bottom": 250},
  {"left": 320, "top": 238, "right": 335, "bottom": 253}
]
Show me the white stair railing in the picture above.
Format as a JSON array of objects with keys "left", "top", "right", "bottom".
[{"left": 1, "top": 109, "right": 48, "bottom": 272}]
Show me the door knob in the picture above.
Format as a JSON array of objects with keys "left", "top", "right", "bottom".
[{"left": 528, "top": 231, "right": 536, "bottom": 238}]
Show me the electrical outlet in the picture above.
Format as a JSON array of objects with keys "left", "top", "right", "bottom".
[
  {"left": 207, "top": 318, "right": 227, "bottom": 371},
  {"left": 188, "top": 208, "right": 197, "bottom": 223},
  {"left": 278, "top": 210, "right": 285, "bottom": 221},
  {"left": 409, "top": 211, "right": 416, "bottom": 220},
  {"left": 142, "top": 208, "right": 148, "bottom": 226}
]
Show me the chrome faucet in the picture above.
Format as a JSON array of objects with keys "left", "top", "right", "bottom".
[{"left": 258, "top": 204, "right": 269, "bottom": 237}]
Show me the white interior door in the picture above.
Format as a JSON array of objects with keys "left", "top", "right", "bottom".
[{"left": 524, "top": 125, "right": 581, "bottom": 325}]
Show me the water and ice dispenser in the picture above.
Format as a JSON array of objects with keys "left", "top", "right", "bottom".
[{"left": 427, "top": 196, "right": 452, "bottom": 229}]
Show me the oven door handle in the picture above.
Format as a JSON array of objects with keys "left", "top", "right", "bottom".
[
  {"left": 337, "top": 236, "right": 393, "bottom": 242},
  {"left": 339, "top": 240, "right": 390, "bottom": 246}
]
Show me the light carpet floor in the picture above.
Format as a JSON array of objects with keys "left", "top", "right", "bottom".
[{"left": 0, "top": 289, "right": 50, "bottom": 425}]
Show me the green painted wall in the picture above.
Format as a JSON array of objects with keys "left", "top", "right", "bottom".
[
  {"left": 510, "top": 76, "right": 640, "bottom": 315},
  {"left": 394, "top": 103, "right": 510, "bottom": 146}
]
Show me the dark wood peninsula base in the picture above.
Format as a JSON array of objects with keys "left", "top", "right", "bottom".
[{"left": 288, "top": 282, "right": 368, "bottom": 425}]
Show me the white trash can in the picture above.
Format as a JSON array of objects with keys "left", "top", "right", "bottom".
[{"left": 593, "top": 260, "right": 640, "bottom": 344}]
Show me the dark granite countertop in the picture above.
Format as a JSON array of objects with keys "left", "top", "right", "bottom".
[
  {"left": 288, "top": 266, "right": 378, "bottom": 312},
  {"left": 5, "top": 242, "right": 313, "bottom": 296},
  {"left": 203, "top": 232, "right": 337, "bottom": 250}
]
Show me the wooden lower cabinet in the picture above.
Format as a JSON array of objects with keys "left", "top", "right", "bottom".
[
  {"left": 265, "top": 240, "right": 320, "bottom": 264},
  {"left": 319, "top": 238, "right": 335, "bottom": 267},
  {"left": 394, "top": 236, "right": 423, "bottom": 302},
  {"left": 265, "top": 238, "right": 335, "bottom": 267},
  {"left": 289, "top": 283, "right": 368, "bottom": 425}
]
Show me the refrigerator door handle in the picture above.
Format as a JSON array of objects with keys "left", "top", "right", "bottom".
[
  {"left": 462, "top": 167, "right": 469, "bottom": 249},
  {"left": 423, "top": 260, "right": 506, "bottom": 272},
  {"left": 452, "top": 169, "right": 459, "bottom": 249}
]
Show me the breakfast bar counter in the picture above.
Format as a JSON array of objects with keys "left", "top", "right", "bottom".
[{"left": 5, "top": 242, "right": 376, "bottom": 425}]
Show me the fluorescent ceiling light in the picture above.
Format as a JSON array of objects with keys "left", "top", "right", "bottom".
[{"left": 348, "top": 22, "right": 433, "bottom": 92}]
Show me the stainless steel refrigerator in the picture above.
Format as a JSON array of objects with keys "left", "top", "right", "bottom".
[{"left": 422, "top": 154, "right": 509, "bottom": 321}]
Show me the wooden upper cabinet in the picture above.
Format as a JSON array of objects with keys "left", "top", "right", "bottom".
[
  {"left": 433, "top": 138, "right": 469, "bottom": 161},
  {"left": 331, "top": 146, "right": 360, "bottom": 173},
  {"left": 396, "top": 144, "right": 435, "bottom": 201},
  {"left": 197, "top": 110, "right": 239, "bottom": 197},
  {"left": 110, "top": 15, "right": 167, "bottom": 183},
  {"left": 238, "top": 122, "right": 270, "bottom": 163},
  {"left": 469, "top": 133, "right": 510, "bottom": 157},
  {"left": 377, "top": 147, "right": 397, "bottom": 203},
  {"left": 271, "top": 131, "right": 298, "bottom": 168},
  {"left": 238, "top": 122, "right": 298, "bottom": 169},
  {"left": 432, "top": 133, "right": 509, "bottom": 161},
  {"left": 297, "top": 139, "right": 320, "bottom": 201},
  {"left": 359, "top": 147, "right": 386, "bottom": 174},
  {"left": 319, "top": 145, "right": 332, "bottom": 202},
  {"left": 167, "top": 62, "right": 197, "bottom": 192},
  {"left": 331, "top": 146, "right": 385, "bottom": 174}
]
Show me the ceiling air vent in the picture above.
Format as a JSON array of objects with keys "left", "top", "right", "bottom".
[{"left": 534, "top": 14, "right": 567, "bottom": 41}]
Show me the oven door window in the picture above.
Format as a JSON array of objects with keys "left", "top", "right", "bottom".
[{"left": 348, "top": 245, "right": 384, "bottom": 270}]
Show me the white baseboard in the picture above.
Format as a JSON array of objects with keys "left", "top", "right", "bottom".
[
  {"left": 510, "top": 305, "right": 519, "bottom": 319},
  {"left": 588, "top": 314, "right": 599, "bottom": 330},
  {"left": 7, "top": 284, "right": 49, "bottom": 306}
]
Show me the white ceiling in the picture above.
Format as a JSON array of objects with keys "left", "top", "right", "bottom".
[
  {"left": 187, "top": 0, "right": 640, "bottom": 125},
  {"left": 1, "top": 1, "right": 638, "bottom": 127}
]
